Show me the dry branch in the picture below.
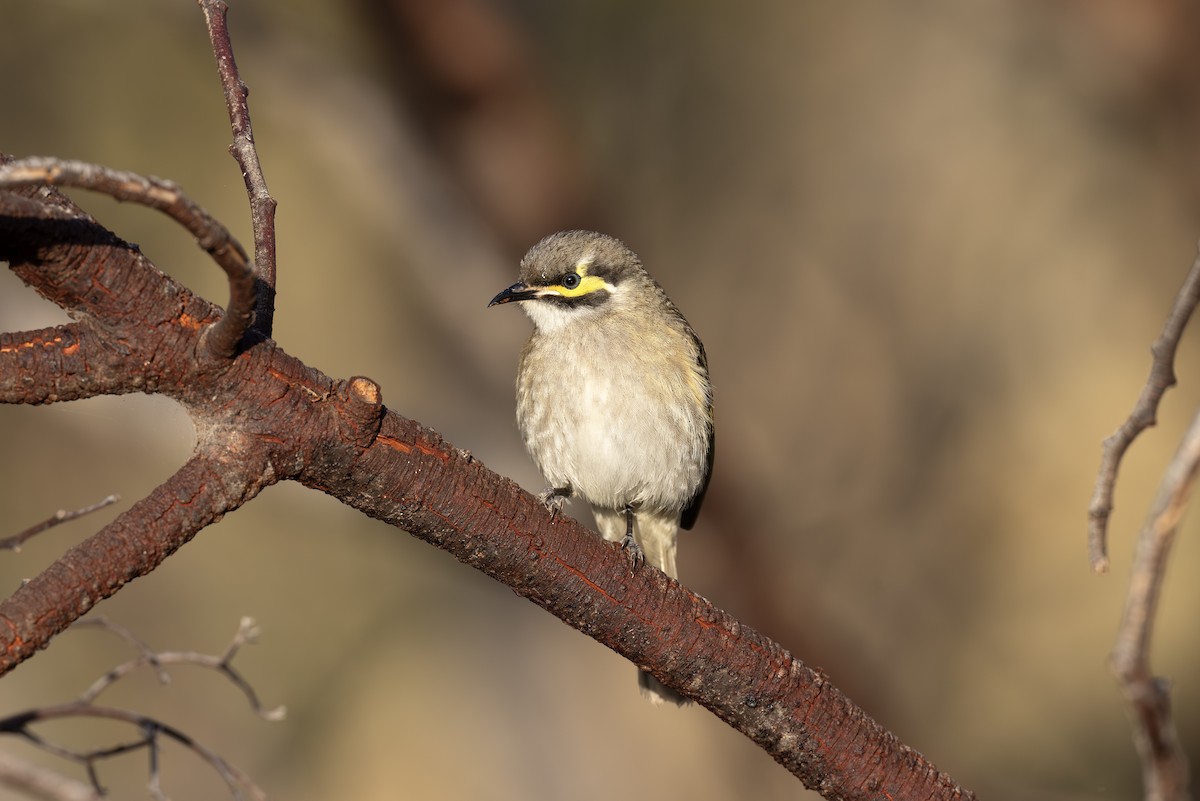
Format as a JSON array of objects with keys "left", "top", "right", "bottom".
[
  {"left": 199, "top": 0, "right": 277, "bottom": 336},
  {"left": 1086, "top": 244, "right": 1200, "bottom": 800},
  {"left": 0, "top": 618, "right": 275, "bottom": 801},
  {"left": 1088, "top": 247, "right": 1200, "bottom": 572},
  {"left": 1109, "top": 407, "right": 1200, "bottom": 801}
]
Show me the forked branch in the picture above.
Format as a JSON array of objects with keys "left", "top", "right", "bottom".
[
  {"left": 1089, "top": 249, "right": 1200, "bottom": 800},
  {"left": 0, "top": 618, "right": 278, "bottom": 801},
  {"left": 1109, "top": 408, "right": 1200, "bottom": 801}
]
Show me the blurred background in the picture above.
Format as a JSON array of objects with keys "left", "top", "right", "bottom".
[{"left": 3, "top": 1, "right": 1200, "bottom": 799}]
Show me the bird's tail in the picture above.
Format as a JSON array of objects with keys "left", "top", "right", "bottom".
[
  {"left": 593, "top": 507, "right": 689, "bottom": 706},
  {"left": 637, "top": 666, "right": 687, "bottom": 705}
]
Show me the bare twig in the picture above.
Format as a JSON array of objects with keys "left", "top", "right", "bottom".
[
  {"left": 1088, "top": 248, "right": 1200, "bottom": 572},
  {"left": 0, "top": 157, "right": 256, "bottom": 359},
  {"left": 0, "top": 618, "right": 279, "bottom": 801},
  {"left": 198, "top": 0, "right": 278, "bottom": 338},
  {"left": 5, "top": 704, "right": 267, "bottom": 801},
  {"left": 1109, "top": 407, "right": 1200, "bottom": 801},
  {"left": 0, "top": 495, "right": 119, "bottom": 552},
  {"left": 76, "top": 617, "right": 286, "bottom": 722}
]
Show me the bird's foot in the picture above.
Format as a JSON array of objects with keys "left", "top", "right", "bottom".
[
  {"left": 621, "top": 504, "right": 644, "bottom": 568},
  {"left": 620, "top": 531, "right": 645, "bottom": 569},
  {"left": 537, "top": 484, "right": 572, "bottom": 515}
]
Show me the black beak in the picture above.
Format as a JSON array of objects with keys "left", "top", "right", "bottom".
[{"left": 489, "top": 282, "right": 540, "bottom": 306}]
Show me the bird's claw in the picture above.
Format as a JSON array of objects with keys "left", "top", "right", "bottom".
[
  {"left": 619, "top": 503, "right": 643, "bottom": 568},
  {"left": 621, "top": 532, "right": 645, "bottom": 569},
  {"left": 538, "top": 485, "right": 572, "bottom": 515}
]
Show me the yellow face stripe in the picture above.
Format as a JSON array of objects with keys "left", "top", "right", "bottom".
[{"left": 547, "top": 273, "right": 611, "bottom": 298}]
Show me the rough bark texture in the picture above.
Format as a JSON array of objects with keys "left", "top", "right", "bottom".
[{"left": 0, "top": 170, "right": 974, "bottom": 800}]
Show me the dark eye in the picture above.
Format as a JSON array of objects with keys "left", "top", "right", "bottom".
[{"left": 561, "top": 272, "right": 581, "bottom": 289}]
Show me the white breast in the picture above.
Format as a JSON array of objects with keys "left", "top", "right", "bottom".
[{"left": 516, "top": 320, "right": 709, "bottom": 515}]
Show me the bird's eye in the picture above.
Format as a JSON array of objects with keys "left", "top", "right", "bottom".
[{"left": 561, "top": 272, "right": 581, "bottom": 290}]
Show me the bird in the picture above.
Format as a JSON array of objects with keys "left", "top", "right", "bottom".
[{"left": 489, "top": 230, "right": 714, "bottom": 705}]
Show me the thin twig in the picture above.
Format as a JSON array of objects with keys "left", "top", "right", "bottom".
[
  {"left": 145, "top": 723, "right": 166, "bottom": 801},
  {"left": 1088, "top": 248, "right": 1200, "bottom": 572},
  {"left": 0, "top": 495, "right": 119, "bottom": 552},
  {"left": 0, "top": 157, "right": 256, "bottom": 359},
  {"left": 4, "top": 704, "right": 267, "bottom": 801},
  {"left": 199, "top": 0, "right": 278, "bottom": 338},
  {"left": 1109, "top": 407, "right": 1200, "bottom": 801},
  {"left": 0, "top": 618, "right": 279, "bottom": 800},
  {"left": 76, "top": 617, "right": 285, "bottom": 721}
]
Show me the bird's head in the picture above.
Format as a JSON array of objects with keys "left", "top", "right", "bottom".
[{"left": 489, "top": 231, "right": 650, "bottom": 332}]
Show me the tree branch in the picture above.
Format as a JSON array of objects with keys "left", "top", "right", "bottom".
[
  {"left": 0, "top": 324, "right": 137, "bottom": 405},
  {"left": 302, "top": 412, "right": 976, "bottom": 799},
  {"left": 0, "top": 178, "right": 974, "bottom": 799},
  {"left": 1088, "top": 246, "right": 1200, "bottom": 571},
  {"left": 0, "top": 450, "right": 271, "bottom": 669},
  {"left": 199, "top": 0, "right": 278, "bottom": 338},
  {"left": 0, "top": 157, "right": 255, "bottom": 359},
  {"left": 1109, "top": 407, "right": 1200, "bottom": 801}
]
